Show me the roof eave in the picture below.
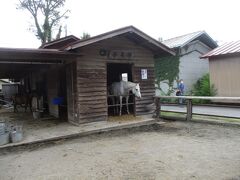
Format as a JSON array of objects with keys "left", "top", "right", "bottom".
[
  {"left": 130, "top": 27, "right": 176, "bottom": 56},
  {"left": 39, "top": 35, "right": 80, "bottom": 49},
  {"left": 0, "top": 47, "right": 83, "bottom": 62},
  {"left": 201, "top": 52, "right": 240, "bottom": 59},
  {"left": 65, "top": 26, "right": 175, "bottom": 56}
]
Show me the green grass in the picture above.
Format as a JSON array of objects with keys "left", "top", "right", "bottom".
[
  {"left": 160, "top": 111, "right": 240, "bottom": 124},
  {"left": 160, "top": 111, "right": 186, "bottom": 118}
]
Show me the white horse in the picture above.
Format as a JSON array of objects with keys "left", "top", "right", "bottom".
[{"left": 109, "top": 81, "right": 141, "bottom": 116}]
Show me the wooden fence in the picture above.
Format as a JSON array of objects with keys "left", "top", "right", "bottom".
[{"left": 155, "top": 96, "right": 240, "bottom": 121}]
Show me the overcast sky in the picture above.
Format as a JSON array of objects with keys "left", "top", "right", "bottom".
[{"left": 1, "top": 0, "right": 240, "bottom": 48}]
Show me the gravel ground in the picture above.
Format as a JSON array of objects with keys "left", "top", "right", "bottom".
[{"left": 0, "top": 121, "right": 240, "bottom": 180}]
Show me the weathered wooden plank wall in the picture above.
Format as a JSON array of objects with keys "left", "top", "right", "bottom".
[
  {"left": 76, "top": 68, "right": 107, "bottom": 123},
  {"left": 66, "top": 63, "right": 78, "bottom": 124},
  {"left": 74, "top": 36, "right": 156, "bottom": 123},
  {"left": 133, "top": 67, "right": 155, "bottom": 115}
]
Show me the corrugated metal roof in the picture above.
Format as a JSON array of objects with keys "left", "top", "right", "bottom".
[
  {"left": 163, "top": 31, "right": 204, "bottom": 48},
  {"left": 163, "top": 31, "right": 218, "bottom": 49},
  {"left": 201, "top": 40, "right": 240, "bottom": 58}
]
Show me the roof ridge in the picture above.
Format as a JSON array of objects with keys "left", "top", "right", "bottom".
[
  {"left": 65, "top": 25, "right": 135, "bottom": 48},
  {"left": 163, "top": 31, "right": 204, "bottom": 42},
  {"left": 163, "top": 30, "right": 217, "bottom": 49},
  {"left": 64, "top": 25, "right": 175, "bottom": 56}
]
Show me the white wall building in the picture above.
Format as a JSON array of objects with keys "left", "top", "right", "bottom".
[{"left": 158, "top": 31, "right": 218, "bottom": 95}]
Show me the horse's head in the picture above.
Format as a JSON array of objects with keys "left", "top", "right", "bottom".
[{"left": 132, "top": 83, "right": 141, "bottom": 98}]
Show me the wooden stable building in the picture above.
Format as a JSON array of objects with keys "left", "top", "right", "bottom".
[{"left": 0, "top": 26, "right": 175, "bottom": 125}]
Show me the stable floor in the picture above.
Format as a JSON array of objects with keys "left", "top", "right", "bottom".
[{"left": 0, "top": 108, "right": 155, "bottom": 149}]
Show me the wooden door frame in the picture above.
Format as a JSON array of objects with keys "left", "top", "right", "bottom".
[{"left": 106, "top": 62, "right": 136, "bottom": 116}]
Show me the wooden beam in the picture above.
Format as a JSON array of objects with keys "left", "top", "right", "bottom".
[
  {"left": 0, "top": 61, "right": 63, "bottom": 65},
  {"left": 155, "top": 97, "right": 161, "bottom": 118},
  {"left": 156, "top": 96, "right": 240, "bottom": 101}
]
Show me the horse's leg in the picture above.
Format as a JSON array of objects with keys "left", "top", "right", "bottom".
[
  {"left": 119, "top": 96, "right": 122, "bottom": 116},
  {"left": 126, "top": 96, "right": 130, "bottom": 114},
  {"left": 111, "top": 97, "right": 116, "bottom": 115},
  {"left": 29, "top": 96, "right": 32, "bottom": 112},
  {"left": 24, "top": 99, "right": 27, "bottom": 112},
  {"left": 24, "top": 98, "right": 28, "bottom": 112},
  {"left": 14, "top": 104, "right": 17, "bottom": 113},
  {"left": 12, "top": 97, "right": 17, "bottom": 113},
  {"left": 115, "top": 97, "right": 119, "bottom": 115}
]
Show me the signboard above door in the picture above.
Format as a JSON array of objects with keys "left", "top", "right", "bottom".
[{"left": 107, "top": 50, "right": 133, "bottom": 60}]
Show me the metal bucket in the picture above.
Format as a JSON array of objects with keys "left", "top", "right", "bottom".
[
  {"left": 10, "top": 131, "right": 23, "bottom": 143},
  {"left": 33, "top": 111, "right": 43, "bottom": 119},
  {"left": 0, "top": 132, "right": 10, "bottom": 146},
  {"left": 10, "top": 125, "right": 23, "bottom": 143},
  {"left": 0, "top": 123, "right": 5, "bottom": 135}
]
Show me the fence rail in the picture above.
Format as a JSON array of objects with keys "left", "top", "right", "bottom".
[
  {"left": 108, "top": 103, "right": 134, "bottom": 107},
  {"left": 107, "top": 94, "right": 135, "bottom": 108},
  {"left": 155, "top": 96, "right": 240, "bottom": 121}
]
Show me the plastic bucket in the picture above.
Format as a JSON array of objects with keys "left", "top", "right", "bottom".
[{"left": 52, "top": 97, "right": 64, "bottom": 105}]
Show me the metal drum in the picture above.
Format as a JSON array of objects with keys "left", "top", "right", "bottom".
[
  {"left": 10, "top": 125, "right": 23, "bottom": 143},
  {"left": 0, "top": 123, "right": 6, "bottom": 135},
  {"left": 0, "top": 132, "right": 10, "bottom": 145}
]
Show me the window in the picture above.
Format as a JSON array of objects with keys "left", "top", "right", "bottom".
[{"left": 122, "top": 73, "right": 128, "bottom": 81}]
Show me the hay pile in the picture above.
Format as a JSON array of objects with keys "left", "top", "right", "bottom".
[{"left": 108, "top": 114, "right": 142, "bottom": 122}]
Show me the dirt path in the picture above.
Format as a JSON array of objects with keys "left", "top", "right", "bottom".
[{"left": 0, "top": 121, "right": 240, "bottom": 180}]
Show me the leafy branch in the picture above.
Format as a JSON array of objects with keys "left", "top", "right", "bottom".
[{"left": 17, "top": 0, "right": 69, "bottom": 44}]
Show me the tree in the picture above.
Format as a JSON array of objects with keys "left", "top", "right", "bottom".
[
  {"left": 17, "top": 0, "right": 70, "bottom": 44},
  {"left": 80, "top": 32, "right": 91, "bottom": 40}
]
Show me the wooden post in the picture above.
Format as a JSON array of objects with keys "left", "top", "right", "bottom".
[
  {"left": 186, "top": 99, "right": 192, "bottom": 121},
  {"left": 155, "top": 97, "right": 161, "bottom": 118}
]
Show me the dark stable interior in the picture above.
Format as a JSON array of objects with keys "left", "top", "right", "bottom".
[{"left": 0, "top": 64, "right": 68, "bottom": 120}]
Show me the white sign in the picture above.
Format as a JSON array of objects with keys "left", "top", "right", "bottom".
[{"left": 141, "top": 69, "right": 148, "bottom": 80}]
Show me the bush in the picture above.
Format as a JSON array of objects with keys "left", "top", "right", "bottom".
[{"left": 191, "top": 74, "right": 217, "bottom": 104}]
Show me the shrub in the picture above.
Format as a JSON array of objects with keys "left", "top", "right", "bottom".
[{"left": 191, "top": 74, "right": 217, "bottom": 104}]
